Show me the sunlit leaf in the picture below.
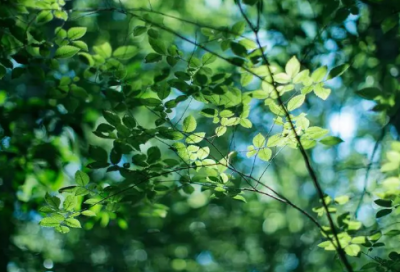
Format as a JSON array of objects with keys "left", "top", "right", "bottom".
[
  {"left": 67, "top": 27, "right": 87, "bottom": 40},
  {"left": 183, "top": 115, "right": 197, "bottom": 133},
  {"left": 258, "top": 148, "right": 272, "bottom": 161},
  {"left": 311, "top": 66, "right": 327, "bottom": 82},
  {"left": 54, "top": 46, "right": 80, "bottom": 59},
  {"left": 320, "top": 136, "right": 343, "bottom": 146},
  {"left": 287, "top": 94, "right": 305, "bottom": 111},
  {"left": 285, "top": 56, "right": 300, "bottom": 78},
  {"left": 65, "top": 218, "right": 81, "bottom": 228}
]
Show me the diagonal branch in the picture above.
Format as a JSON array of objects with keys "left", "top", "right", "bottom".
[{"left": 236, "top": 1, "right": 353, "bottom": 271}]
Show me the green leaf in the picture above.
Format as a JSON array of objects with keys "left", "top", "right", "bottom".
[
  {"left": 368, "top": 232, "right": 382, "bottom": 241},
  {"left": 147, "top": 146, "right": 161, "bottom": 164},
  {"left": 70, "top": 85, "right": 87, "bottom": 99},
  {"left": 344, "top": 244, "right": 360, "bottom": 257},
  {"left": 230, "top": 42, "right": 247, "bottom": 57},
  {"left": 87, "top": 161, "right": 110, "bottom": 169},
  {"left": 253, "top": 133, "right": 266, "bottom": 148},
  {"left": 122, "top": 115, "right": 136, "bottom": 128},
  {"left": 81, "top": 210, "right": 96, "bottom": 217},
  {"left": 63, "top": 195, "right": 76, "bottom": 211},
  {"left": 246, "top": 146, "right": 257, "bottom": 158},
  {"left": 39, "top": 206, "right": 55, "bottom": 213},
  {"left": 231, "top": 21, "right": 246, "bottom": 35},
  {"left": 149, "top": 38, "right": 167, "bottom": 54},
  {"left": 287, "top": 94, "right": 305, "bottom": 111},
  {"left": 183, "top": 115, "right": 197, "bottom": 133},
  {"left": 311, "top": 66, "right": 327, "bottom": 82},
  {"left": 133, "top": 26, "right": 147, "bottom": 36},
  {"left": 374, "top": 199, "right": 392, "bottom": 207},
  {"left": 54, "top": 10, "right": 68, "bottom": 21},
  {"left": 385, "top": 230, "right": 400, "bottom": 237},
  {"left": 55, "top": 226, "right": 70, "bottom": 234},
  {"left": 148, "top": 28, "right": 159, "bottom": 38},
  {"left": 233, "top": 195, "right": 247, "bottom": 203},
  {"left": 145, "top": 53, "right": 162, "bottom": 63},
  {"left": 267, "top": 134, "right": 284, "bottom": 147},
  {"left": 202, "top": 52, "right": 217, "bottom": 65},
  {"left": 285, "top": 56, "right": 300, "bottom": 78},
  {"left": 197, "top": 147, "right": 210, "bottom": 160},
  {"left": 93, "top": 42, "right": 112, "bottom": 58},
  {"left": 54, "top": 45, "right": 80, "bottom": 59},
  {"left": 293, "top": 69, "right": 310, "bottom": 84},
  {"left": 387, "top": 151, "right": 400, "bottom": 163},
  {"left": 141, "top": 98, "right": 161, "bottom": 107},
  {"left": 241, "top": 73, "right": 253, "bottom": 86},
  {"left": 273, "top": 73, "right": 291, "bottom": 84},
  {"left": 84, "top": 198, "right": 101, "bottom": 205},
  {"left": 132, "top": 154, "right": 148, "bottom": 167},
  {"left": 39, "top": 214, "right": 64, "bottom": 227},
  {"left": 67, "top": 27, "right": 87, "bottom": 40},
  {"left": 186, "top": 132, "right": 205, "bottom": 144},
  {"left": 305, "top": 127, "right": 329, "bottom": 139},
  {"left": 327, "top": 64, "right": 349, "bottom": 79},
  {"left": 75, "top": 170, "right": 89, "bottom": 186},
  {"left": 380, "top": 162, "right": 399, "bottom": 172},
  {"left": 64, "top": 218, "right": 81, "bottom": 228},
  {"left": 351, "top": 236, "right": 366, "bottom": 244},
  {"left": 334, "top": 195, "right": 349, "bottom": 205},
  {"left": 158, "top": 130, "right": 184, "bottom": 140},
  {"left": 36, "top": 11, "right": 53, "bottom": 25},
  {"left": 360, "top": 263, "right": 379, "bottom": 270},
  {"left": 320, "top": 136, "right": 343, "bottom": 146},
  {"left": 216, "top": 126, "right": 227, "bottom": 137},
  {"left": 240, "top": 119, "right": 252, "bottom": 128},
  {"left": 103, "top": 110, "right": 121, "bottom": 126},
  {"left": 376, "top": 209, "right": 392, "bottom": 218},
  {"left": 355, "top": 87, "right": 380, "bottom": 100},
  {"left": 74, "top": 186, "right": 88, "bottom": 196},
  {"left": 71, "top": 41, "right": 88, "bottom": 51},
  {"left": 113, "top": 46, "right": 138, "bottom": 60},
  {"left": 89, "top": 145, "right": 108, "bottom": 162},
  {"left": 45, "top": 193, "right": 61, "bottom": 209},
  {"left": 314, "top": 85, "right": 331, "bottom": 100},
  {"left": 259, "top": 148, "right": 272, "bottom": 161}
]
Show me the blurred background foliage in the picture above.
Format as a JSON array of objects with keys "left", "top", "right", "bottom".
[{"left": 1, "top": 0, "right": 400, "bottom": 271}]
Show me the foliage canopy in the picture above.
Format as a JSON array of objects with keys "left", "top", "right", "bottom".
[{"left": 1, "top": 0, "right": 400, "bottom": 271}]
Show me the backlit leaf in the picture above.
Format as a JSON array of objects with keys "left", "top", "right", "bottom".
[
  {"left": 67, "top": 27, "right": 87, "bottom": 40},
  {"left": 287, "top": 94, "right": 305, "bottom": 111},
  {"left": 183, "top": 115, "right": 197, "bottom": 133},
  {"left": 55, "top": 46, "right": 80, "bottom": 59}
]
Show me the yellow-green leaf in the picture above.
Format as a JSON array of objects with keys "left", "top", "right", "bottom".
[
  {"left": 311, "top": 66, "right": 327, "bottom": 82},
  {"left": 253, "top": 133, "right": 266, "bottom": 148},
  {"left": 65, "top": 218, "right": 81, "bottom": 228},
  {"left": 259, "top": 148, "right": 272, "bottom": 161},
  {"left": 183, "top": 115, "right": 197, "bottom": 133},
  {"left": 285, "top": 56, "right": 300, "bottom": 78},
  {"left": 287, "top": 94, "right": 305, "bottom": 111},
  {"left": 186, "top": 132, "right": 205, "bottom": 144}
]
